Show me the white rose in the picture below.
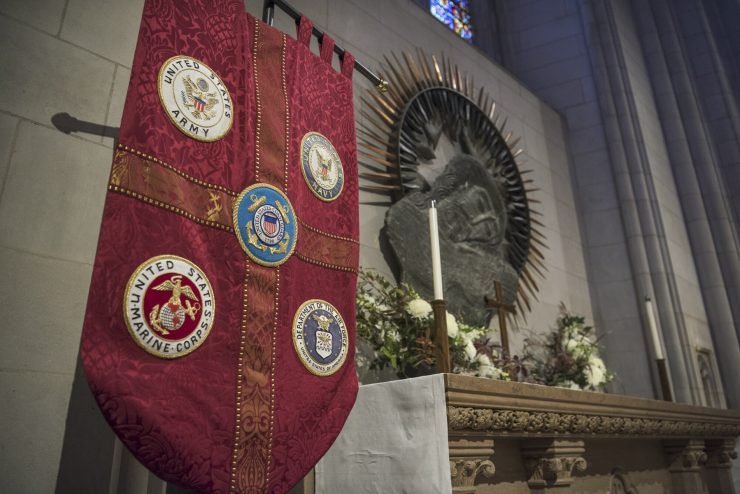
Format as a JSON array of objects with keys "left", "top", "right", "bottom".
[
  {"left": 589, "top": 355, "right": 606, "bottom": 370},
  {"left": 587, "top": 361, "right": 605, "bottom": 387},
  {"left": 479, "top": 363, "right": 493, "bottom": 378},
  {"left": 464, "top": 341, "right": 477, "bottom": 360},
  {"left": 476, "top": 354, "right": 493, "bottom": 378},
  {"left": 461, "top": 328, "right": 480, "bottom": 344},
  {"left": 406, "top": 298, "right": 432, "bottom": 319},
  {"left": 446, "top": 312, "right": 459, "bottom": 338},
  {"left": 565, "top": 339, "right": 578, "bottom": 353}
]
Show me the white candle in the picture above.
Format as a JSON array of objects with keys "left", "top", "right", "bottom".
[
  {"left": 645, "top": 297, "right": 664, "bottom": 360},
  {"left": 429, "top": 200, "right": 444, "bottom": 300}
]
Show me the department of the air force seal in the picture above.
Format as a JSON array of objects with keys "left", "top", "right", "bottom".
[
  {"left": 233, "top": 183, "right": 297, "bottom": 267},
  {"left": 123, "top": 255, "right": 215, "bottom": 359},
  {"left": 293, "top": 299, "right": 349, "bottom": 376},
  {"left": 158, "top": 55, "right": 233, "bottom": 142},
  {"left": 300, "top": 132, "right": 344, "bottom": 201}
]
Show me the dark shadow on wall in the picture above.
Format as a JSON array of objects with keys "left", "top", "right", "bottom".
[
  {"left": 51, "top": 113, "right": 120, "bottom": 143},
  {"left": 55, "top": 358, "right": 117, "bottom": 494}
]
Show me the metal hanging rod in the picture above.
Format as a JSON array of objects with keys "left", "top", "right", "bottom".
[{"left": 261, "top": 0, "right": 388, "bottom": 92}]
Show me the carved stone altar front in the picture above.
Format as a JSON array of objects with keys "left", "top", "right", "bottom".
[
  {"left": 311, "top": 375, "right": 740, "bottom": 494},
  {"left": 445, "top": 375, "right": 740, "bottom": 493}
]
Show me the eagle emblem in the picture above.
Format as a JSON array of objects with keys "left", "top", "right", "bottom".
[
  {"left": 300, "top": 132, "right": 344, "bottom": 201},
  {"left": 158, "top": 55, "right": 233, "bottom": 142},
  {"left": 233, "top": 184, "right": 297, "bottom": 267},
  {"left": 292, "top": 300, "right": 348, "bottom": 376},
  {"left": 148, "top": 275, "right": 201, "bottom": 335},
  {"left": 312, "top": 313, "right": 334, "bottom": 359},
  {"left": 181, "top": 76, "right": 219, "bottom": 121}
]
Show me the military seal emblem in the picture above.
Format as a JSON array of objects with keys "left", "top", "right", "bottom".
[
  {"left": 123, "top": 255, "right": 215, "bottom": 359},
  {"left": 158, "top": 55, "right": 233, "bottom": 141},
  {"left": 292, "top": 299, "right": 349, "bottom": 376},
  {"left": 233, "top": 183, "right": 297, "bottom": 267},
  {"left": 300, "top": 132, "right": 344, "bottom": 201}
]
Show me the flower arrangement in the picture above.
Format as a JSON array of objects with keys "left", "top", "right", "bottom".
[
  {"left": 355, "top": 269, "right": 509, "bottom": 380},
  {"left": 355, "top": 271, "right": 614, "bottom": 391},
  {"left": 524, "top": 305, "right": 614, "bottom": 391}
]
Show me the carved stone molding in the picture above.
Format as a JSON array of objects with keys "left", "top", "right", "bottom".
[
  {"left": 663, "top": 439, "right": 708, "bottom": 472},
  {"left": 521, "top": 440, "right": 587, "bottom": 489},
  {"left": 705, "top": 438, "right": 739, "bottom": 469},
  {"left": 449, "top": 458, "right": 495, "bottom": 494},
  {"left": 447, "top": 405, "right": 740, "bottom": 437},
  {"left": 610, "top": 468, "right": 639, "bottom": 494},
  {"left": 524, "top": 456, "right": 587, "bottom": 488}
]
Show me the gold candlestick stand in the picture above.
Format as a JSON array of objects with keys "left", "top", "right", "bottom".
[
  {"left": 656, "top": 358, "right": 674, "bottom": 402},
  {"left": 432, "top": 299, "right": 451, "bottom": 373}
]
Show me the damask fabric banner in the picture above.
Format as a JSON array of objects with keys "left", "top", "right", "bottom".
[{"left": 79, "top": 1, "right": 359, "bottom": 492}]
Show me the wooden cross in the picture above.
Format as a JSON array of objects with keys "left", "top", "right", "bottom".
[{"left": 485, "top": 281, "right": 517, "bottom": 356}]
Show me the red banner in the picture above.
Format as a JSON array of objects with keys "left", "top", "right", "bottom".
[{"left": 80, "top": 1, "right": 359, "bottom": 492}]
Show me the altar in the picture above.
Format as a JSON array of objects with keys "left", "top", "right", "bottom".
[{"left": 311, "top": 375, "right": 740, "bottom": 494}]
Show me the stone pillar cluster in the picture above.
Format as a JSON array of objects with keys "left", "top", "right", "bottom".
[{"left": 496, "top": 0, "right": 740, "bottom": 407}]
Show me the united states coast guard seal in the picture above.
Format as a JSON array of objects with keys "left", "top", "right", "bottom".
[
  {"left": 293, "top": 299, "right": 349, "bottom": 376},
  {"left": 123, "top": 255, "right": 215, "bottom": 359},
  {"left": 233, "top": 183, "right": 297, "bottom": 267},
  {"left": 300, "top": 132, "right": 344, "bottom": 201},
  {"left": 158, "top": 55, "right": 233, "bottom": 141}
]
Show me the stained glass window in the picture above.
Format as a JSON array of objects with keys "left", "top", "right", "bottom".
[{"left": 430, "top": 0, "right": 473, "bottom": 41}]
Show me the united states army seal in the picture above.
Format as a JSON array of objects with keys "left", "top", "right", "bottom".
[
  {"left": 158, "top": 55, "right": 233, "bottom": 141},
  {"left": 233, "top": 183, "right": 297, "bottom": 267},
  {"left": 300, "top": 132, "right": 344, "bottom": 201},
  {"left": 293, "top": 299, "right": 349, "bottom": 376},
  {"left": 123, "top": 255, "right": 215, "bottom": 359}
]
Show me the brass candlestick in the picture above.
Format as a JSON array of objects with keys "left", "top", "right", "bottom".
[
  {"left": 656, "top": 358, "right": 674, "bottom": 402},
  {"left": 432, "top": 299, "right": 451, "bottom": 374}
]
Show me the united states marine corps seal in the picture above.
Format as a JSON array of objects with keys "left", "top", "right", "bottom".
[
  {"left": 123, "top": 255, "right": 215, "bottom": 359},
  {"left": 233, "top": 183, "right": 297, "bottom": 267},
  {"left": 300, "top": 132, "right": 344, "bottom": 201},
  {"left": 158, "top": 55, "right": 233, "bottom": 141},
  {"left": 293, "top": 299, "right": 349, "bottom": 376}
]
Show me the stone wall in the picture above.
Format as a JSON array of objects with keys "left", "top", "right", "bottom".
[
  {"left": 0, "top": 1, "right": 592, "bottom": 492},
  {"left": 496, "top": 0, "right": 740, "bottom": 412},
  {"left": 0, "top": 0, "right": 144, "bottom": 492}
]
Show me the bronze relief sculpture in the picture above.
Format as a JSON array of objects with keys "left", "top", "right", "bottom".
[{"left": 360, "top": 52, "right": 545, "bottom": 326}]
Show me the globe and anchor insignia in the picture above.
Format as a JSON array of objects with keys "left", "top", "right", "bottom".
[
  {"left": 148, "top": 275, "right": 200, "bottom": 334},
  {"left": 293, "top": 299, "right": 348, "bottom": 376},
  {"left": 233, "top": 183, "right": 297, "bottom": 267},
  {"left": 123, "top": 255, "right": 215, "bottom": 359}
]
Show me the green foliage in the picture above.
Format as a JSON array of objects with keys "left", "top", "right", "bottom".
[
  {"left": 524, "top": 304, "right": 615, "bottom": 391},
  {"left": 356, "top": 269, "right": 510, "bottom": 380},
  {"left": 356, "top": 272, "right": 615, "bottom": 391}
]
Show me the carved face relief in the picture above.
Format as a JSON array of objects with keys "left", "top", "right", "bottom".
[
  {"left": 386, "top": 155, "right": 517, "bottom": 325},
  {"left": 359, "top": 52, "right": 545, "bottom": 324}
]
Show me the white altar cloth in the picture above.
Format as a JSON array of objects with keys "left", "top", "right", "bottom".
[{"left": 315, "top": 374, "right": 452, "bottom": 494}]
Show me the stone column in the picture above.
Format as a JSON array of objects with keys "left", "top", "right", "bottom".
[
  {"left": 672, "top": 0, "right": 740, "bottom": 346},
  {"left": 663, "top": 439, "right": 709, "bottom": 494},
  {"left": 643, "top": 0, "right": 740, "bottom": 407},
  {"left": 520, "top": 439, "right": 587, "bottom": 491},
  {"left": 705, "top": 438, "right": 738, "bottom": 494},
  {"left": 688, "top": 0, "right": 740, "bottom": 240},
  {"left": 583, "top": 0, "right": 699, "bottom": 403}
]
